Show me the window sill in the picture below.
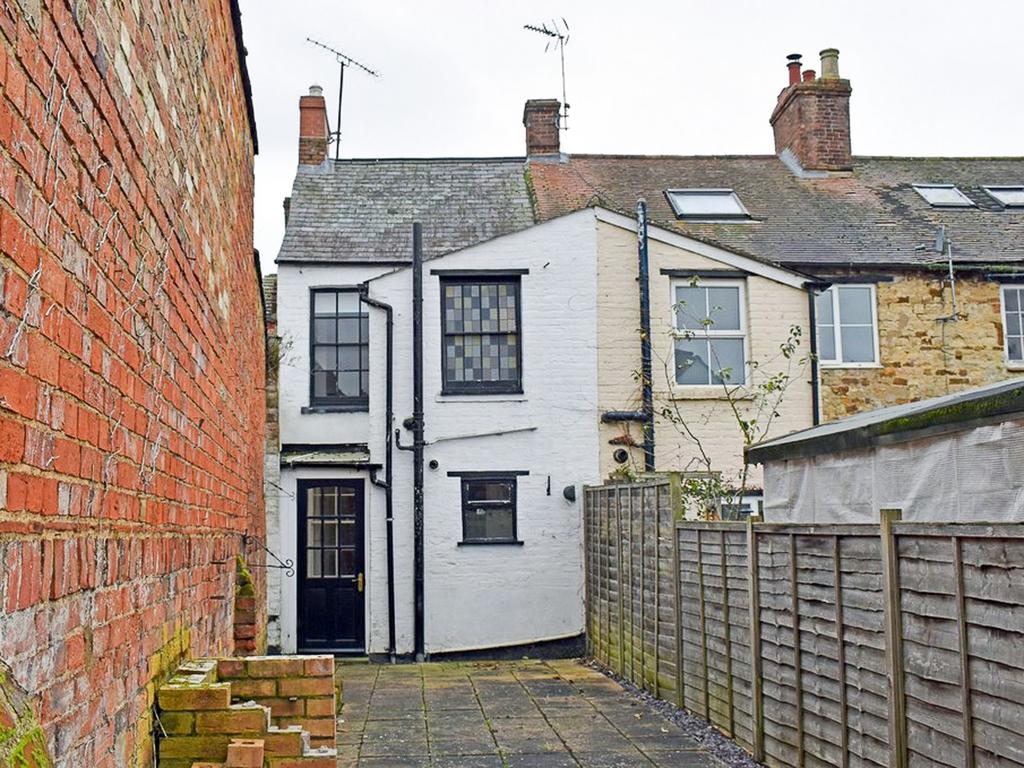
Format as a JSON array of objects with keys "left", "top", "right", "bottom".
[
  {"left": 436, "top": 393, "right": 527, "bottom": 403},
  {"left": 1005, "top": 362, "right": 1024, "bottom": 371},
  {"left": 301, "top": 404, "right": 369, "bottom": 414},
  {"left": 457, "top": 540, "right": 525, "bottom": 547},
  {"left": 819, "top": 363, "right": 882, "bottom": 370},
  {"left": 669, "top": 386, "right": 753, "bottom": 401}
]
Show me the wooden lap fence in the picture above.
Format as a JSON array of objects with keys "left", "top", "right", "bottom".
[{"left": 583, "top": 479, "right": 1024, "bottom": 768}]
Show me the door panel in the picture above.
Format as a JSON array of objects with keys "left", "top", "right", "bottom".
[{"left": 297, "top": 480, "right": 365, "bottom": 652}]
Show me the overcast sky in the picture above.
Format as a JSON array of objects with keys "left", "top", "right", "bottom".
[{"left": 241, "top": 1, "right": 1023, "bottom": 276}]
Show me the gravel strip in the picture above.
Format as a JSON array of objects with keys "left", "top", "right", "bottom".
[{"left": 585, "top": 659, "right": 766, "bottom": 768}]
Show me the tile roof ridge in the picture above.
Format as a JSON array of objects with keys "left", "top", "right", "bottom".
[
  {"left": 563, "top": 153, "right": 780, "bottom": 160},
  {"left": 326, "top": 156, "right": 527, "bottom": 164},
  {"left": 854, "top": 154, "right": 1024, "bottom": 161}
]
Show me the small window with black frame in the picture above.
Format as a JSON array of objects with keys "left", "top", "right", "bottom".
[
  {"left": 310, "top": 288, "right": 369, "bottom": 408},
  {"left": 458, "top": 474, "right": 521, "bottom": 544},
  {"left": 441, "top": 276, "right": 521, "bottom": 395}
]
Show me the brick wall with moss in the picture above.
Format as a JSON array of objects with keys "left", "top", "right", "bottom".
[
  {"left": 821, "top": 271, "right": 1012, "bottom": 421},
  {"left": 0, "top": 661, "right": 51, "bottom": 767}
]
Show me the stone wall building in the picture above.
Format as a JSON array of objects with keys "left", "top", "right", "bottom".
[{"left": 0, "top": 1, "right": 262, "bottom": 765}]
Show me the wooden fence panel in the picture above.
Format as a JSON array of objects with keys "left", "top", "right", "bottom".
[{"left": 583, "top": 482, "right": 1024, "bottom": 768}]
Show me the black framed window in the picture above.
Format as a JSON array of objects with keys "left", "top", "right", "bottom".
[
  {"left": 311, "top": 289, "right": 369, "bottom": 408},
  {"left": 458, "top": 475, "right": 521, "bottom": 544},
  {"left": 441, "top": 277, "right": 521, "bottom": 395}
]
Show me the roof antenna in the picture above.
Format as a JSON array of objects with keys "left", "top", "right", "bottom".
[
  {"left": 307, "top": 38, "right": 380, "bottom": 161},
  {"left": 524, "top": 19, "right": 571, "bottom": 130}
]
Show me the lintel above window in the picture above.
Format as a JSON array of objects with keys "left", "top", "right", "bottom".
[
  {"left": 912, "top": 184, "right": 974, "bottom": 208},
  {"left": 665, "top": 189, "right": 750, "bottom": 220},
  {"left": 983, "top": 186, "right": 1024, "bottom": 208}
]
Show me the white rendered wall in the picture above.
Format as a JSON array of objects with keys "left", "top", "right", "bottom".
[
  {"left": 367, "top": 209, "right": 601, "bottom": 654},
  {"left": 276, "top": 263, "right": 396, "bottom": 446}
]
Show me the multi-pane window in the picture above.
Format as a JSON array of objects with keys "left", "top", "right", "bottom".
[
  {"left": 673, "top": 281, "right": 746, "bottom": 385},
  {"left": 815, "top": 285, "right": 878, "bottom": 365},
  {"left": 304, "top": 485, "right": 358, "bottom": 579},
  {"left": 1001, "top": 286, "right": 1024, "bottom": 363},
  {"left": 459, "top": 476, "right": 519, "bottom": 543},
  {"left": 311, "top": 289, "right": 368, "bottom": 407},
  {"left": 441, "top": 277, "right": 521, "bottom": 394}
]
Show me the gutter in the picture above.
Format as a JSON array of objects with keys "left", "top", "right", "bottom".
[
  {"left": 228, "top": 0, "right": 259, "bottom": 153},
  {"left": 360, "top": 285, "right": 397, "bottom": 661}
]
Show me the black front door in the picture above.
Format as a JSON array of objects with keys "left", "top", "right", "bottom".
[{"left": 297, "top": 479, "right": 365, "bottom": 652}]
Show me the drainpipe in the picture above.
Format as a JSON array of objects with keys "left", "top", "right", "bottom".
[
  {"left": 411, "top": 222, "right": 426, "bottom": 661},
  {"left": 806, "top": 282, "right": 830, "bottom": 426},
  {"left": 636, "top": 199, "right": 655, "bottom": 471},
  {"left": 360, "top": 286, "right": 396, "bottom": 661}
]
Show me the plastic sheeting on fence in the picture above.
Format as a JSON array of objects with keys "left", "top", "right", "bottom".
[{"left": 762, "top": 418, "right": 1024, "bottom": 523}]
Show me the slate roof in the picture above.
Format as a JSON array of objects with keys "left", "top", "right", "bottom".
[
  {"left": 276, "top": 158, "right": 534, "bottom": 263},
  {"left": 276, "top": 153, "right": 1024, "bottom": 269},
  {"left": 529, "top": 155, "right": 1024, "bottom": 267},
  {"left": 746, "top": 377, "right": 1024, "bottom": 464}
]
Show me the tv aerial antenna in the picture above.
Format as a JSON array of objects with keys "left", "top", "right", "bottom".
[
  {"left": 307, "top": 38, "right": 380, "bottom": 160},
  {"left": 524, "top": 19, "right": 571, "bottom": 130}
]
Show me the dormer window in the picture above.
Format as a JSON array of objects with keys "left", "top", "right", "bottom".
[
  {"left": 912, "top": 184, "right": 974, "bottom": 208},
  {"left": 665, "top": 189, "right": 750, "bottom": 220},
  {"left": 983, "top": 186, "right": 1024, "bottom": 208}
]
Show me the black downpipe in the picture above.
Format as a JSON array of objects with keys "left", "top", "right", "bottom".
[
  {"left": 806, "top": 282, "right": 830, "bottom": 426},
  {"left": 411, "top": 223, "right": 426, "bottom": 660},
  {"left": 359, "top": 287, "right": 396, "bottom": 659},
  {"left": 636, "top": 200, "right": 656, "bottom": 471}
]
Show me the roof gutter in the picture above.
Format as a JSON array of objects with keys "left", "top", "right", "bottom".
[{"left": 228, "top": 0, "right": 259, "bottom": 154}]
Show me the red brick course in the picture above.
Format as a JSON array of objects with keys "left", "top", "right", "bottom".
[{"left": 0, "top": 1, "right": 263, "bottom": 766}]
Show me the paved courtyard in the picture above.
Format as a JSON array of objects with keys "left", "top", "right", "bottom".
[{"left": 336, "top": 659, "right": 723, "bottom": 767}]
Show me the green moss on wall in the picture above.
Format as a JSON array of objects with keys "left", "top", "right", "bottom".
[{"left": 0, "top": 663, "right": 52, "bottom": 768}]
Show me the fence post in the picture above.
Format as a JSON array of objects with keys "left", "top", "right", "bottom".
[
  {"left": 616, "top": 487, "right": 625, "bottom": 678},
  {"left": 952, "top": 535, "right": 975, "bottom": 768},
  {"left": 583, "top": 487, "right": 592, "bottom": 657},
  {"left": 673, "top": 521, "right": 684, "bottom": 710},
  {"left": 880, "top": 509, "right": 908, "bottom": 768},
  {"left": 746, "top": 516, "right": 764, "bottom": 762}
]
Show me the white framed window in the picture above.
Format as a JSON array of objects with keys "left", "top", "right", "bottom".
[
  {"left": 984, "top": 186, "right": 1024, "bottom": 208},
  {"left": 815, "top": 285, "right": 879, "bottom": 366},
  {"left": 672, "top": 280, "right": 747, "bottom": 386},
  {"left": 665, "top": 189, "right": 750, "bottom": 220},
  {"left": 1000, "top": 285, "right": 1024, "bottom": 365},
  {"left": 912, "top": 184, "right": 974, "bottom": 208}
]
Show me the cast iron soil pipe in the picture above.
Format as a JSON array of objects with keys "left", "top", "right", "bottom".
[
  {"left": 360, "top": 286, "right": 397, "bottom": 660},
  {"left": 806, "top": 281, "right": 831, "bottom": 426},
  {"left": 636, "top": 199, "right": 656, "bottom": 471},
  {"left": 412, "top": 222, "right": 426, "bottom": 661}
]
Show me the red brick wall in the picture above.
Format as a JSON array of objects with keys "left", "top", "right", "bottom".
[{"left": 0, "top": 1, "right": 263, "bottom": 766}]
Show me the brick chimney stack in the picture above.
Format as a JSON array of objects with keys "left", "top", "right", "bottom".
[
  {"left": 299, "top": 85, "right": 329, "bottom": 165},
  {"left": 523, "top": 99, "right": 561, "bottom": 157},
  {"left": 770, "top": 49, "right": 852, "bottom": 172}
]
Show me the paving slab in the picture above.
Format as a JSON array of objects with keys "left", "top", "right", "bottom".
[{"left": 336, "top": 659, "right": 725, "bottom": 767}]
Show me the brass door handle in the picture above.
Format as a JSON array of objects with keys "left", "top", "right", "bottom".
[{"left": 356, "top": 572, "right": 364, "bottom": 593}]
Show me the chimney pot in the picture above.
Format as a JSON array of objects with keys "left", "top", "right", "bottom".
[
  {"left": 308, "top": 84, "right": 324, "bottom": 96},
  {"left": 770, "top": 49, "right": 852, "bottom": 171},
  {"left": 819, "top": 48, "right": 840, "bottom": 79},
  {"left": 523, "top": 99, "right": 561, "bottom": 157},
  {"left": 786, "top": 53, "right": 802, "bottom": 86}
]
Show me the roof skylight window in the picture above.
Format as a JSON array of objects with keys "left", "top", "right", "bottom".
[
  {"left": 912, "top": 184, "right": 974, "bottom": 208},
  {"left": 665, "top": 189, "right": 750, "bottom": 220},
  {"left": 983, "top": 186, "right": 1024, "bottom": 207}
]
